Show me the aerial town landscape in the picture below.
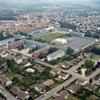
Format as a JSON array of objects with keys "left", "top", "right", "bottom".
[{"left": 0, "top": 0, "right": 100, "bottom": 100}]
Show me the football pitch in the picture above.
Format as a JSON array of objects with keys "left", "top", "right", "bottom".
[{"left": 37, "top": 32, "right": 63, "bottom": 42}]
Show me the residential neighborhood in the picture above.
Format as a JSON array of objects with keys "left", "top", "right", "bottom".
[{"left": 0, "top": 0, "right": 100, "bottom": 100}]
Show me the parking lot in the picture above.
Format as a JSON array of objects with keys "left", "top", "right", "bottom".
[{"left": 55, "top": 36, "right": 96, "bottom": 51}]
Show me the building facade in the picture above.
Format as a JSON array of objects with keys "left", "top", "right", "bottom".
[{"left": 47, "top": 50, "right": 65, "bottom": 61}]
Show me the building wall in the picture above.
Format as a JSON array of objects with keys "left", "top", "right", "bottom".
[
  {"left": 47, "top": 50, "right": 65, "bottom": 61},
  {"left": 0, "top": 37, "right": 15, "bottom": 46},
  {"left": 8, "top": 40, "right": 25, "bottom": 49}
]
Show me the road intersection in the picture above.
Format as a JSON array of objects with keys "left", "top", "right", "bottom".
[
  {"left": 35, "top": 58, "right": 100, "bottom": 100},
  {"left": 1, "top": 44, "right": 100, "bottom": 100}
]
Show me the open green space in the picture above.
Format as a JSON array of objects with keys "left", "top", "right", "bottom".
[{"left": 36, "top": 32, "right": 63, "bottom": 42}]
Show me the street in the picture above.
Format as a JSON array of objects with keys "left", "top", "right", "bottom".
[
  {"left": 1, "top": 40, "right": 100, "bottom": 100},
  {"left": 35, "top": 77, "right": 76, "bottom": 100},
  {"left": 0, "top": 85, "right": 17, "bottom": 100},
  {"left": 36, "top": 59, "right": 100, "bottom": 100}
]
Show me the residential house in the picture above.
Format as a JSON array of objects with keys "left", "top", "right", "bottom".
[
  {"left": 67, "top": 83, "right": 81, "bottom": 94},
  {"left": 43, "top": 79, "right": 54, "bottom": 86},
  {"left": 54, "top": 90, "right": 69, "bottom": 100},
  {"left": 24, "top": 62, "right": 32, "bottom": 67},
  {"left": 11, "top": 86, "right": 29, "bottom": 100},
  {"left": 14, "top": 56, "right": 23, "bottom": 64},
  {"left": 16, "top": 90, "right": 29, "bottom": 100},
  {"left": 0, "top": 48, "right": 3, "bottom": 53},
  {"left": 0, "top": 51, "right": 9, "bottom": 58},
  {"left": 10, "top": 86, "right": 20, "bottom": 96},
  {"left": 61, "top": 64, "right": 70, "bottom": 69},
  {"left": 76, "top": 79, "right": 88, "bottom": 86},
  {"left": 6, "top": 54, "right": 14, "bottom": 60},
  {"left": 0, "top": 63, "right": 8, "bottom": 69},
  {"left": 84, "top": 83, "right": 97, "bottom": 92},
  {"left": 58, "top": 73, "right": 70, "bottom": 80},
  {"left": 50, "top": 68, "right": 61, "bottom": 77},
  {"left": 26, "top": 68, "right": 35, "bottom": 74},
  {"left": 34, "top": 65, "right": 46, "bottom": 73},
  {"left": 32, "top": 52, "right": 40, "bottom": 58},
  {"left": 0, "top": 74, "right": 12, "bottom": 86},
  {"left": 34, "top": 84, "right": 46, "bottom": 94}
]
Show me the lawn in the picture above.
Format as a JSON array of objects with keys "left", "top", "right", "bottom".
[{"left": 37, "top": 32, "right": 63, "bottom": 42}]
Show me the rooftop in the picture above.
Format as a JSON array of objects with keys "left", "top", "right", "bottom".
[
  {"left": 43, "top": 79, "right": 54, "bottom": 86},
  {"left": 47, "top": 50, "right": 65, "bottom": 58}
]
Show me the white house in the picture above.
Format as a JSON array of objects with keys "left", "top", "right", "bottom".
[
  {"left": 58, "top": 73, "right": 70, "bottom": 80},
  {"left": 26, "top": 68, "right": 35, "bottom": 74},
  {"left": 0, "top": 51, "right": 9, "bottom": 58},
  {"left": 14, "top": 57, "right": 23, "bottom": 64}
]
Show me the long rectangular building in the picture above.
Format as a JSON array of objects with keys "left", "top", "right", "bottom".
[
  {"left": 47, "top": 50, "right": 65, "bottom": 61},
  {"left": 0, "top": 37, "right": 15, "bottom": 47}
]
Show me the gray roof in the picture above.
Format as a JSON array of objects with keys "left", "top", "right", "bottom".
[
  {"left": 47, "top": 50, "right": 65, "bottom": 58},
  {"left": 35, "top": 46, "right": 51, "bottom": 53},
  {"left": 70, "top": 32, "right": 85, "bottom": 37}
]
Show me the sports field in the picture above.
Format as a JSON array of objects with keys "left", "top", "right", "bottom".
[{"left": 37, "top": 32, "right": 63, "bottom": 42}]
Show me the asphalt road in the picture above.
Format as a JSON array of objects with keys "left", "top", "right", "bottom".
[
  {"left": 36, "top": 58, "right": 100, "bottom": 100},
  {"left": 35, "top": 77, "right": 76, "bottom": 100},
  {"left": 1, "top": 40, "right": 100, "bottom": 100},
  {"left": 0, "top": 85, "right": 17, "bottom": 100},
  {"left": 89, "top": 69, "right": 100, "bottom": 79}
]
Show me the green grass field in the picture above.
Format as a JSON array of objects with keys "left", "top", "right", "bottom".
[{"left": 37, "top": 32, "right": 63, "bottom": 42}]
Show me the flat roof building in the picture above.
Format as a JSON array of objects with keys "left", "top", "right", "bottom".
[{"left": 47, "top": 50, "right": 65, "bottom": 61}]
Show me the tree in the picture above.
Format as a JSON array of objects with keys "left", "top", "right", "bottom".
[
  {"left": 66, "top": 47, "right": 74, "bottom": 56},
  {"left": 28, "top": 97, "right": 33, "bottom": 100},
  {"left": 89, "top": 78, "right": 93, "bottom": 84},
  {"left": 48, "top": 47, "right": 57, "bottom": 54},
  {"left": 18, "top": 45, "right": 24, "bottom": 50},
  {"left": 84, "top": 59, "right": 95, "bottom": 70},
  {"left": 92, "top": 46, "right": 100, "bottom": 55},
  {"left": 6, "top": 59, "right": 14, "bottom": 70},
  {"left": 29, "top": 50, "right": 32, "bottom": 54}
]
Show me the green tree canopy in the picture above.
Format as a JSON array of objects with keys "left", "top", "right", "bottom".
[
  {"left": 66, "top": 47, "right": 74, "bottom": 55},
  {"left": 84, "top": 59, "right": 95, "bottom": 70}
]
